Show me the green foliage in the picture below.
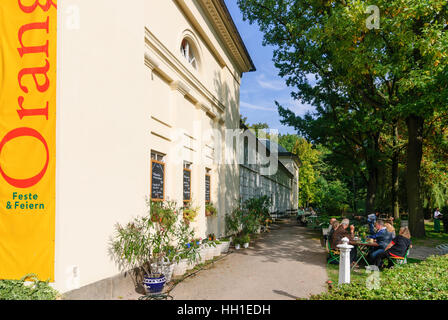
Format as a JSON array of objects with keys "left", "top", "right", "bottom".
[
  {"left": 279, "top": 135, "right": 321, "bottom": 207},
  {"left": 111, "top": 214, "right": 152, "bottom": 276},
  {"left": 205, "top": 203, "right": 217, "bottom": 217},
  {"left": 314, "top": 177, "right": 351, "bottom": 216},
  {"left": 182, "top": 204, "right": 199, "bottom": 223},
  {"left": 0, "top": 274, "right": 59, "bottom": 300},
  {"left": 278, "top": 134, "right": 352, "bottom": 214},
  {"left": 313, "top": 255, "right": 448, "bottom": 300},
  {"left": 243, "top": 196, "right": 271, "bottom": 233},
  {"left": 110, "top": 199, "right": 198, "bottom": 277},
  {"left": 238, "top": 0, "right": 448, "bottom": 235},
  {"left": 225, "top": 196, "right": 271, "bottom": 237},
  {"left": 225, "top": 207, "right": 243, "bottom": 236},
  {"left": 233, "top": 237, "right": 242, "bottom": 246},
  {"left": 149, "top": 200, "right": 177, "bottom": 227}
]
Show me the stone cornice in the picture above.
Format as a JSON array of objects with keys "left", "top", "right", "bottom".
[
  {"left": 171, "top": 80, "right": 190, "bottom": 96},
  {"left": 197, "top": 0, "right": 255, "bottom": 73}
]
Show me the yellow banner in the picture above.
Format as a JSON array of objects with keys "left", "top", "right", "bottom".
[{"left": 0, "top": 1, "right": 57, "bottom": 281}]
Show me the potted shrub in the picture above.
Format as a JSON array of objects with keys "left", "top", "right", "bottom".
[
  {"left": 201, "top": 239, "right": 216, "bottom": 260},
  {"left": 212, "top": 240, "right": 222, "bottom": 257},
  {"left": 184, "top": 239, "right": 201, "bottom": 269},
  {"left": 149, "top": 200, "right": 177, "bottom": 226},
  {"left": 242, "top": 234, "right": 250, "bottom": 249},
  {"left": 219, "top": 237, "right": 231, "bottom": 254},
  {"left": 233, "top": 237, "right": 241, "bottom": 250},
  {"left": 146, "top": 231, "right": 171, "bottom": 293},
  {"left": 111, "top": 199, "right": 186, "bottom": 295},
  {"left": 205, "top": 203, "right": 217, "bottom": 217},
  {"left": 172, "top": 220, "right": 197, "bottom": 276},
  {"left": 110, "top": 215, "right": 156, "bottom": 294},
  {"left": 183, "top": 204, "right": 199, "bottom": 224}
]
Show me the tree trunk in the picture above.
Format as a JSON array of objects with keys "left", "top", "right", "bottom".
[
  {"left": 392, "top": 121, "right": 400, "bottom": 219},
  {"left": 352, "top": 175, "right": 358, "bottom": 214},
  {"left": 366, "top": 167, "right": 377, "bottom": 215},
  {"left": 365, "top": 135, "right": 380, "bottom": 216},
  {"left": 406, "top": 115, "right": 426, "bottom": 237}
]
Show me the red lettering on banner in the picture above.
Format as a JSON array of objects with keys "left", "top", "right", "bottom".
[
  {"left": 0, "top": 2, "right": 56, "bottom": 188},
  {"left": 18, "top": 0, "right": 57, "bottom": 14},
  {"left": 17, "top": 17, "right": 49, "bottom": 57},
  {"left": 18, "top": 59, "right": 50, "bottom": 93},
  {"left": 17, "top": 97, "right": 49, "bottom": 120},
  {"left": 0, "top": 127, "right": 49, "bottom": 188}
]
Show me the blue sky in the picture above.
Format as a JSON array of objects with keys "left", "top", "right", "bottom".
[{"left": 225, "top": 1, "right": 315, "bottom": 135}]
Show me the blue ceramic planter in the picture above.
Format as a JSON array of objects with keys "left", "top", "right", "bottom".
[{"left": 143, "top": 274, "right": 166, "bottom": 294}]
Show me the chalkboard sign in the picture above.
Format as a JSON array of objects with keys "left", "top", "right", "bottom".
[
  {"left": 205, "top": 174, "right": 211, "bottom": 203},
  {"left": 151, "top": 160, "right": 165, "bottom": 201},
  {"left": 183, "top": 169, "right": 191, "bottom": 202}
]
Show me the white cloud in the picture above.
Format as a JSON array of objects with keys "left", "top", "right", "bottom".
[
  {"left": 275, "top": 97, "right": 316, "bottom": 116},
  {"left": 240, "top": 101, "right": 276, "bottom": 112},
  {"left": 256, "top": 74, "right": 287, "bottom": 91}
]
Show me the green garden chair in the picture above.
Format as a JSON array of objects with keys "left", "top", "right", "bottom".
[
  {"left": 389, "top": 248, "right": 410, "bottom": 267},
  {"left": 327, "top": 241, "right": 340, "bottom": 265}
]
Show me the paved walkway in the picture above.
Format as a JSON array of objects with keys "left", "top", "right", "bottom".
[
  {"left": 408, "top": 246, "right": 441, "bottom": 260},
  {"left": 168, "top": 219, "right": 328, "bottom": 300}
]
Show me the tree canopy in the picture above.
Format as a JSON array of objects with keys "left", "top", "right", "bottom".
[{"left": 238, "top": 0, "right": 448, "bottom": 237}]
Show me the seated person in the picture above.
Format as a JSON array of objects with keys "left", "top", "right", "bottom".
[
  {"left": 327, "top": 220, "right": 339, "bottom": 244},
  {"left": 385, "top": 222, "right": 396, "bottom": 238},
  {"left": 367, "top": 220, "right": 394, "bottom": 264},
  {"left": 367, "top": 211, "right": 380, "bottom": 235},
  {"left": 374, "top": 227, "right": 412, "bottom": 268},
  {"left": 297, "top": 207, "right": 307, "bottom": 225},
  {"left": 323, "top": 218, "right": 337, "bottom": 245},
  {"left": 331, "top": 219, "right": 357, "bottom": 264}
]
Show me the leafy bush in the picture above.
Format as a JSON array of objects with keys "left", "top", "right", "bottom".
[
  {"left": 225, "top": 207, "right": 243, "bottom": 236},
  {"left": 314, "top": 178, "right": 351, "bottom": 216},
  {"left": 312, "top": 255, "right": 448, "bottom": 300},
  {"left": 205, "top": 203, "right": 217, "bottom": 217},
  {"left": 110, "top": 199, "right": 198, "bottom": 279},
  {"left": 0, "top": 275, "right": 59, "bottom": 300},
  {"left": 225, "top": 196, "right": 271, "bottom": 237}
]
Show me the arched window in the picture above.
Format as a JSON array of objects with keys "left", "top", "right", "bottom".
[{"left": 180, "top": 39, "right": 198, "bottom": 70}]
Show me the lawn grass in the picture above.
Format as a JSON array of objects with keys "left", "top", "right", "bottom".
[
  {"left": 326, "top": 257, "right": 423, "bottom": 285},
  {"left": 327, "top": 264, "right": 369, "bottom": 284},
  {"left": 317, "top": 255, "right": 447, "bottom": 300},
  {"left": 411, "top": 220, "right": 448, "bottom": 247}
]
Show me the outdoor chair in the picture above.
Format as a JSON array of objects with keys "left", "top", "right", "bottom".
[
  {"left": 389, "top": 248, "right": 410, "bottom": 267},
  {"left": 327, "top": 241, "right": 340, "bottom": 265}
]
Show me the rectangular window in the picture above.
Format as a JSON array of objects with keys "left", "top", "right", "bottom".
[
  {"left": 205, "top": 168, "right": 211, "bottom": 203},
  {"left": 150, "top": 151, "right": 165, "bottom": 201},
  {"left": 183, "top": 161, "right": 192, "bottom": 202}
]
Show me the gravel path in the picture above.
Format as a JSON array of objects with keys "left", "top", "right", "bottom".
[{"left": 168, "top": 219, "right": 328, "bottom": 300}]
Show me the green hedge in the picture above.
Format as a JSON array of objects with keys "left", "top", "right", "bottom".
[
  {"left": 0, "top": 275, "right": 59, "bottom": 300},
  {"left": 312, "top": 255, "right": 448, "bottom": 300}
]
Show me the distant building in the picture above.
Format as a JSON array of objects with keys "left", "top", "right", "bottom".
[{"left": 239, "top": 123, "right": 300, "bottom": 216}]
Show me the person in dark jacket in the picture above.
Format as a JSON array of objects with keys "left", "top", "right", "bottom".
[
  {"left": 367, "top": 220, "right": 394, "bottom": 264},
  {"left": 374, "top": 227, "right": 412, "bottom": 268}
]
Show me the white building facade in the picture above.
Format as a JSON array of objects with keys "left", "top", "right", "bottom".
[{"left": 54, "top": 0, "right": 254, "bottom": 297}]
